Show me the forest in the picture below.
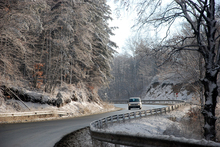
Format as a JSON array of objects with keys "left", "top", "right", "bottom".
[{"left": 0, "top": 0, "right": 116, "bottom": 102}]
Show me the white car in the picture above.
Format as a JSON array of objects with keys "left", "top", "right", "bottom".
[{"left": 128, "top": 97, "right": 142, "bottom": 110}]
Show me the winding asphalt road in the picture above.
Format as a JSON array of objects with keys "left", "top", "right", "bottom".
[{"left": 0, "top": 104, "right": 166, "bottom": 147}]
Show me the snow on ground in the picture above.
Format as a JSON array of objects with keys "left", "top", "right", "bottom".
[
  {"left": 101, "top": 105, "right": 220, "bottom": 146},
  {"left": 0, "top": 84, "right": 116, "bottom": 123},
  {"left": 103, "top": 105, "right": 191, "bottom": 137},
  {"left": 0, "top": 83, "right": 116, "bottom": 117}
]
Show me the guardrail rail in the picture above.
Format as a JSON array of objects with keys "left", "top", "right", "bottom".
[
  {"left": 111, "top": 99, "right": 185, "bottom": 104},
  {"left": 90, "top": 100, "right": 220, "bottom": 147},
  {"left": 0, "top": 111, "right": 69, "bottom": 118}
]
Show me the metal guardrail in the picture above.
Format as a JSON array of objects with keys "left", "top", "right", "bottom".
[
  {"left": 0, "top": 111, "right": 68, "bottom": 117},
  {"left": 90, "top": 131, "right": 220, "bottom": 147},
  {"left": 90, "top": 100, "right": 220, "bottom": 147},
  {"left": 111, "top": 99, "right": 185, "bottom": 104},
  {"left": 90, "top": 102, "right": 183, "bottom": 130}
]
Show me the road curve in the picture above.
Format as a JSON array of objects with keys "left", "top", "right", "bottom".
[{"left": 0, "top": 104, "right": 166, "bottom": 147}]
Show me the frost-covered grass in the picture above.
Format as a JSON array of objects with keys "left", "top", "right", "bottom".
[{"left": 103, "top": 105, "right": 204, "bottom": 140}]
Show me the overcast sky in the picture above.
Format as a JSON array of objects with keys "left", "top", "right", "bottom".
[
  {"left": 107, "top": 0, "right": 136, "bottom": 54},
  {"left": 107, "top": 0, "right": 169, "bottom": 54},
  {"left": 107, "top": 0, "right": 183, "bottom": 54}
]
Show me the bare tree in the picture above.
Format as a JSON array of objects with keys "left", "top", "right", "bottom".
[{"left": 116, "top": 0, "right": 220, "bottom": 140}]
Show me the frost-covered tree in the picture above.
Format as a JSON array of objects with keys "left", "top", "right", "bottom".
[
  {"left": 0, "top": 0, "right": 46, "bottom": 84},
  {"left": 116, "top": 0, "right": 220, "bottom": 140},
  {"left": 99, "top": 41, "right": 157, "bottom": 100},
  {"left": 0, "top": 0, "right": 116, "bottom": 102},
  {"left": 83, "top": 0, "right": 116, "bottom": 90}
]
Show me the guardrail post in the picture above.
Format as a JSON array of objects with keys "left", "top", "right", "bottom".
[
  {"left": 122, "top": 114, "right": 125, "bottom": 122},
  {"left": 98, "top": 121, "right": 100, "bottom": 129},
  {"left": 111, "top": 116, "right": 113, "bottom": 124},
  {"left": 144, "top": 110, "right": 147, "bottom": 116},
  {"left": 117, "top": 115, "right": 119, "bottom": 122},
  {"left": 105, "top": 117, "right": 108, "bottom": 127},
  {"left": 99, "top": 120, "right": 102, "bottom": 129},
  {"left": 134, "top": 112, "right": 136, "bottom": 118},
  {"left": 93, "top": 121, "right": 96, "bottom": 128}
]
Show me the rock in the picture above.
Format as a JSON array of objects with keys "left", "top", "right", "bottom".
[
  {"left": 78, "top": 92, "right": 82, "bottom": 99},
  {"left": 88, "top": 94, "right": 93, "bottom": 102},
  {"left": 56, "top": 92, "right": 64, "bottom": 107},
  {"left": 25, "top": 92, "right": 42, "bottom": 103},
  {"left": 48, "top": 98, "right": 57, "bottom": 106},
  {"left": 56, "top": 97, "right": 64, "bottom": 107},
  {"left": 56, "top": 92, "right": 63, "bottom": 99},
  {"left": 65, "top": 98, "right": 71, "bottom": 104},
  {"left": 10, "top": 87, "right": 26, "bottom": 101},
  {"left": 71, "top": 93, "right": 78, "bottom": 101},
  {"left": 41, "top": 95, "right": 50, "bottom": 104}
]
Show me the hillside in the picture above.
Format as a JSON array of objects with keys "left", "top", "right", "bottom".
[
  {"left": 0, "top": 83, "right": 115, "bottom": 123},
  {"left": 142, "top": 72, "right": 201, "bottom": 104},
  {"left": 0, "top": 0, "right": 116, "bottom": 116}
]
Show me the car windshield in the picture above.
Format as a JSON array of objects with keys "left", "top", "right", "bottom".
[{"left": 129, "top": 98, "right": 140, "bottom": 102}]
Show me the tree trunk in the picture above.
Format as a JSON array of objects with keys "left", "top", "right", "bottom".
[
  {"left": 201, "top": 0, "right": 217, "bottom": 140},
  {"left": 202, "top": 68, "right": 217, "bottom": 140}
]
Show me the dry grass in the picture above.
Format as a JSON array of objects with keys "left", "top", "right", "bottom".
[
  {"left": 162, "top": 105, "right": 204, "bottom": 140},
  {"left": 172, "top": 104, "right": 220, "bottom": 142},
  {"left": 101, "top": 101, "right": 115, "bottom": 110},
  {"left": 180, "top": 106, "right": 204, "bottom": 140},
  {"left": 0, "top": 113, "right": 58, "bottom": 124}
]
